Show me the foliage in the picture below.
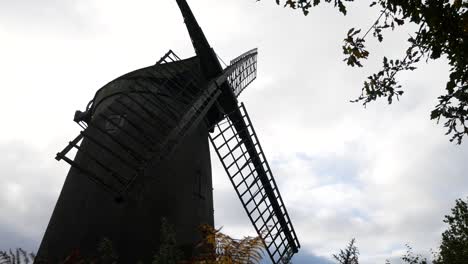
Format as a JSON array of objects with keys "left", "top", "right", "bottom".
[
  {"left": 0, "top": 249, "right": 34, "bottom": 264},
  {"left": 329, "top": 198, "right": 468, "bottom": 264},
  {"left": 332, "top": 238, "right": 359, "bottom": 264},
  {"left": 61, "top": 249, "right": 86, "bottom": 264},
  {"left": 152, "top": 218, "right": 183, "bottom": 264},
  {"left": 96, "top": 238, "right": 118, "bottom": 264},
  {"left": 267, "top": 0, "right": 468, "bottom": 144},
  {"left": 0, "top": 223, "right": 265, "bottom": 264},
  {"left": 333, "top": 241, "right": 430, "bottom": 264},
  {"left": 194, "top": 224, "right": 265, "bottom": 264},
  {"left": 279, "top": 0, "right": 354, "bottom": 16},
  {"left": 59, "top": 238, "right": 119, "bottom": 264},
  {"left": 400, "top": 245, "right": 429, "bottom": 264},
  {"left": 433, "top": 197, "right": 468, "bottom": 264}
]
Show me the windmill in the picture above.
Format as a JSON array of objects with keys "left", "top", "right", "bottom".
[{"left": 37, "top": 1, "right": 300, "bottom": 263}]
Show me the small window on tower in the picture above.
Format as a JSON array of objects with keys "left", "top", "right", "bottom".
[{"left": 193, "top": 169, "right": 206, "bottom": 200}]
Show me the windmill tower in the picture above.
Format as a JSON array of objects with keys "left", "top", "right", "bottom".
[{"left": 36, "top": 1, "right": 300, "bottom": 263}]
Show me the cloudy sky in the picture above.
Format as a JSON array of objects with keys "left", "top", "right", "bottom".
[{"left": 1, "top": 0, "right": 467, "bottom": 263}]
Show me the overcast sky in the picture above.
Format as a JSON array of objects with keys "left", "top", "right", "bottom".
[{"left": 1, "top": 0, "right": 467, "bottom": 263}]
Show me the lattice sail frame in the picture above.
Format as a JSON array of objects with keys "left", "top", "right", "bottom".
[
  {"left": 56, "top": 50, "right": 221, "bottom": 197},
  {"left": 227, "top": 48, "right": 257, "bottom": 97},
  {"left": 209, "top": 103, "right": 300, "bottom": 264}
]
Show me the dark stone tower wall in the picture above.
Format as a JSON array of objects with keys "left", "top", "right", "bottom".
[{"left": 36, "top": 60, "right": 214, "bottom": 263}]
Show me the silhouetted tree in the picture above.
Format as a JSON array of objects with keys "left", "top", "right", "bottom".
[
  {"left": 433, "top": 197, "right": 468, "bottom": 264},
  {"left": 333, "top": 238, "right": 359, "bottom": 264},
  {"left": 0, "top": 249, "right": 34, "bottom": 264},
  {"left": 331, "top": 198, "right": 468, "bottom": 264},
  {"left": 263, "top": 0, "right": 468, "bottom": 143},
  {"left": 152, "top": 218, "right": 183, "bottom": 264},
  {"left": 400, "top": 245, "right": 429, "bottom": 264},
  {"left": 96, "top": 238, "right": 118, "bottom": 264}
]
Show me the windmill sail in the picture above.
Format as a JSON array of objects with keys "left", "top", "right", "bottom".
[
  {"left": 176, "top": 1, "right": 299, "bottom": 260},
  {"left": 39, "top": 0, "right": 299, "bottom": 262},
  {"left": 209, "top": 103, "right": 300, "bottom": 264},
  {"left": 56, "top": 51, "right": 221, "bottom": 197},
  {"left": 228, "top": 48, "right": 258, "bottom": 97}
]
